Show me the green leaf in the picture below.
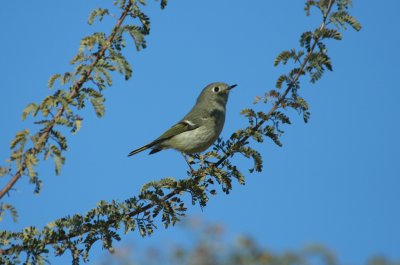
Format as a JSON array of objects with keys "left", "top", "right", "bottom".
[
  {"left": 90, "top": 96, "right": 105, "bottom": 117},
  {"left": 124, "top": 25, "right": 147, "bottom": 50},
  {"left": 343, "top": 13, "right": 362, "bottom": 31},
  {"left": 25, "top": 152, "right": 38, "bottom": 178},
  {"left": 79, "top": 33, "right": 106, "bottom": 53},
  {"left": 274, "top": 49, "right": 297, "bottom": 66},
  {"left": 264, "top": 125, "right": 283, "bottom": 147},
  {"left": 329, "top": 11, "right": 362, "bottom": 31},
  {"left": 237, "top": 146, "right": 263, "bottom": 173},
  {"left": 48, "top": 73, "right": 61, "bottom": 89},
  {"left": 88, "top": 8, "right": 109, "bottom": 25},
  {"left": 10, "top": 129, "right": 29, "bottom": 149},
  {"left": 112, "top": 53, "right": 132, "bottom": 80},
  {"left": 94, "top": 62, "right": 114, "bottom": 86},
  {"left": 0, "top": 203, "right": 18, "bottom": 222},
  {"left": 72, "top": 119, "right": 82, "bottom": 134},
  {"left": 300, "top": 31, "right": 313, "bottom": 51},
  {"left": 276, "top": 74, "right": 288, "bottom": 89},
  {"left": 83, "top": 87, "right": 101, "bottom": 97},
  {"left": 273, "top": 111, "right": 291, "bottom": 124},
  {"left": 136, "top": 11, "right": 151, "bottom": 34},
  {"left": 274, "top": 50, "right": 290, "bottom": 66},
  {"left": 51, "top": 130, "right": 68, "bottom": 151},
  {"left": 22, "top": 103, "right": 39, "bottom": 120},
  {"left": 51, "top": 146, "right": 65, "bottom": 176},
  {"left": 318, "top": 28, "right": 342, "bottom": 40}
]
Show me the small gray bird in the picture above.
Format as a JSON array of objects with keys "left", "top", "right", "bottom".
[{"left": 128, "top": 82, "right": 237, "bottom": 156}]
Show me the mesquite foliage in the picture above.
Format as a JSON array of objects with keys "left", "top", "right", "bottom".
[{"left": 0, "top": 0, "right": 360, "bottom": 264}]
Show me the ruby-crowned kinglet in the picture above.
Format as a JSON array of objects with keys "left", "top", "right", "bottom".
[{"left": 128, "top": 82, "right": 237, "bottom": 156}]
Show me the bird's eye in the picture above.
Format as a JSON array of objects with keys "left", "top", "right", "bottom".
[{"left": 213, "top": 86, "right": 220, "bottom": 93}]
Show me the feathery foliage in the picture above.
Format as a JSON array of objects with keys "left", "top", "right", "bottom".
[{"left": 0, "top": 0, "right": 361, "bottom": 264}]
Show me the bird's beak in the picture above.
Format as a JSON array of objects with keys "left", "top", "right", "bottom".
[{"left": 228, "top": 84, "right": 237, "bottom": 91}]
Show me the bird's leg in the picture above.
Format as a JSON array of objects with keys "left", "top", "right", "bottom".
[{"left": 181, "top": 153, "right": 195, "bottom": 173}]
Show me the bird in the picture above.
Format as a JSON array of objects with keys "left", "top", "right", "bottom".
[{"left": 128, "top": 82, "right": 237, "bottom": 157}]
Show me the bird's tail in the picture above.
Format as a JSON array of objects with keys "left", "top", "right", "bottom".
[{"left": 128, "top": 143, "right": 153, "bottom": 157}]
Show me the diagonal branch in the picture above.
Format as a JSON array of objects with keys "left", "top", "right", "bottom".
[
  {"left": 0, "top": 1, "right": 133, "bottom": 200},
  {"left": 214, "top": 0, "right": 335, "bottom": 167}
]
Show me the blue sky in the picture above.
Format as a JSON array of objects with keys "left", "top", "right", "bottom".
[{"left": 1, "top": 0, "right": 399, "bottom": 264}]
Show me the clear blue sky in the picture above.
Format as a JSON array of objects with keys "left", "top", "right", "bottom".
[{"left": 1, "top": 1, "right": 399, "bottom": 264}]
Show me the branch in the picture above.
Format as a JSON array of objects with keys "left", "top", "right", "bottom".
[
  {"left": 0, "top": 2, "right": 133, "bottom": 200},
  {"left": 219, "top": 0, "right": 335, "bottom": 165}
]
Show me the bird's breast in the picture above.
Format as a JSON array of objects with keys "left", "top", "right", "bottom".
[{"left": 165, "top": 118, "right": 224, "bottom": 154}]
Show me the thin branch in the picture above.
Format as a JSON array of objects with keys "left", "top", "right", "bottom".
[
  {"left": 213, "top": 0, "right": 335, "bottom": 167},
  {"left": 0, "top": 1, "right": 133, "bottom": 200}
]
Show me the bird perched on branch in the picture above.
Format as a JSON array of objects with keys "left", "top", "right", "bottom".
[{"left": 128, "top": 82, "right": 237, "bottom": 157}]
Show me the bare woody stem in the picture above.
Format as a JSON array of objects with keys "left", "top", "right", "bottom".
[{"left": 0, "top": 1, "right": 133, "bottom": 200}]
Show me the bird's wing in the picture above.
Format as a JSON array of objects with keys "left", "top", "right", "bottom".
[
  {"left": 128, "top": 120, "right": 198, "bottom": 156},
  {"left": 155, "top": 120, "right": 199, "bottom": 141}
]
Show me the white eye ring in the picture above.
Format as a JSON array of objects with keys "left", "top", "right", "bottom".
[{"left": 213, "top": 86, "right": 220, "bottom": 93}]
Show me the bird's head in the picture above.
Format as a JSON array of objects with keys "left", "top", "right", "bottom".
[{"left": 196, "top": 82, "right": 237, "bottom": 107}]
